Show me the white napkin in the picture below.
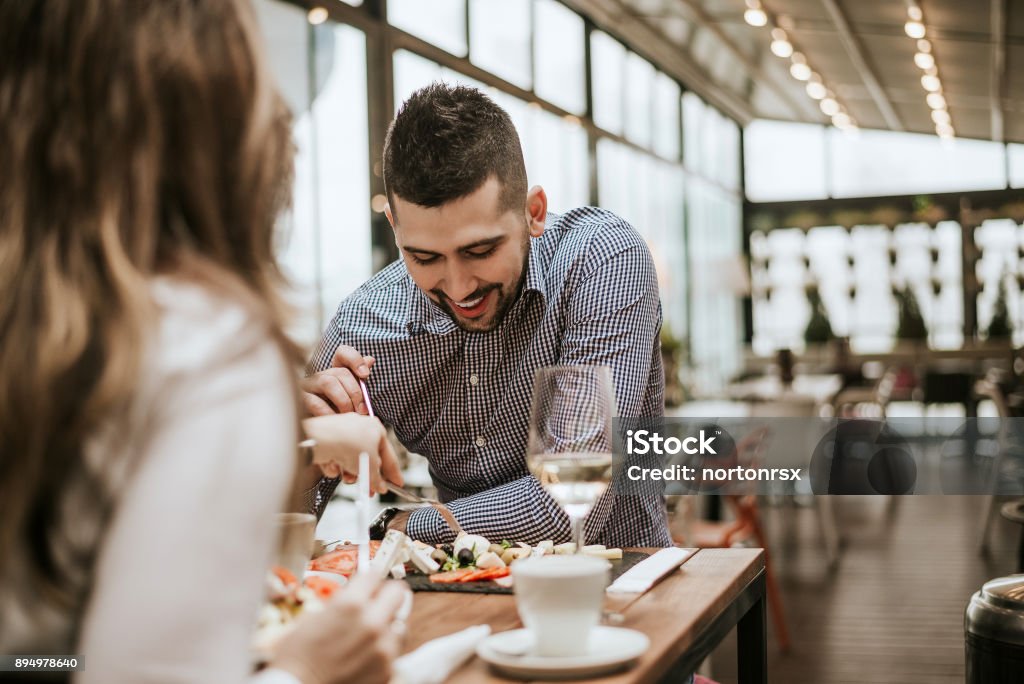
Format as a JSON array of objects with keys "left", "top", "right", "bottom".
[
  {"left": 606, "top": 547, "right": 693, "bottom": 594},
  {"left": 391, "top": 625, "right": 492, "bottom": 684}
]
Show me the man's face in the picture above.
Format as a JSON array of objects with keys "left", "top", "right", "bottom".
[{"left": 387, "top": 177, "right": 544, "bottom": 333}]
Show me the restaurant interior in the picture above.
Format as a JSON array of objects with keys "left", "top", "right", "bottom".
[{"left": 255, "top": 0, "right": 1024, "bottom": 682}]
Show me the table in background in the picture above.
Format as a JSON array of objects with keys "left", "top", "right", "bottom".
[{"left": 403, "top": 548, "right": 767, "bottom": 684}]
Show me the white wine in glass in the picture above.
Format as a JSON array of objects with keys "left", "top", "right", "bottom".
[{"left": 527, "top": 366, "right": 616, "bottom": 550}]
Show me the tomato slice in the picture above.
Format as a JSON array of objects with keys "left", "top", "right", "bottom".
[
  {"left": 303, "top": 575, "right": 340, "bottom": 599},
  {"left": 272, "top": 566, "right": 298, "bottom": 587},
  {"left": 429, "top": 569, "right": 476, "bottom": 583}
]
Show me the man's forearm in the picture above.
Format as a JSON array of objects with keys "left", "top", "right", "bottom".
[{"left": 403, "top": 476, "right": 574, "bottom": 545}]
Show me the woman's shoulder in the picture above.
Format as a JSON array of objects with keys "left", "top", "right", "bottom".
[{"left": 148, "top": 275, "right": 283, "bottom": 378}]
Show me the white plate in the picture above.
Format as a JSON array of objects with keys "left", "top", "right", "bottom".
[{"left": 476, "top": 626, "right": 649, "bottom": 680}]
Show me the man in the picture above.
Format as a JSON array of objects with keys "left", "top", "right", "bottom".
[{"left": 303, "top": 83, "right": 670, "bottom": 547}]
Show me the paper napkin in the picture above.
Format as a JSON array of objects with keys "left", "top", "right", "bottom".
[
  {"left": 606, "top": 547, "right": 693, "bottom": 594},
  {"left": 391, "top": 625, "right": 492, "bottom": 684}
]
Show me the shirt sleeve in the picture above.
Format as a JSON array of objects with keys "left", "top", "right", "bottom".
[
  {"left": 405, "top": 476, "right": 572, "bottom": 545},
  {"left": 75, "top": 334, "right": 298, "bottom": 683}
]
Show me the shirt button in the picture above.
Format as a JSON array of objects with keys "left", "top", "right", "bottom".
[
  {"left": 469, "top": 374, "right": 479, "bottom": 386},
  {"left": 475, "top": 436, "right": 487, "bottom": 448}
]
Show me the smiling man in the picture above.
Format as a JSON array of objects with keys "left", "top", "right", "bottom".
[{"left": 303, "top": 83, "right": 670, "bottom": 548}]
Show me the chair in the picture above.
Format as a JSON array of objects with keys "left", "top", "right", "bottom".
[
  {"left": 672, "top": 427, "right": 792, "bottom": 652},
  {"left": 976, "top": 372, "right": 1024, "bottom": 562}
]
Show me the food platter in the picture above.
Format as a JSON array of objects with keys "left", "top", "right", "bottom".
[{"left": 307, "top": 532, "right": 647, "bottom": 594}]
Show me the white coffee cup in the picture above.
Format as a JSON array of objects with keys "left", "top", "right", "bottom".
[{"left": 512, "top": 555, "right": 610, "bottom": 657}]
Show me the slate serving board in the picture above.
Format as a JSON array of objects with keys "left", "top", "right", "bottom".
[{"left": 403, "top": 551, "right": 649, "bottom": 594}]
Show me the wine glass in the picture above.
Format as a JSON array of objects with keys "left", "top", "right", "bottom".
[{"left": 527, "top": 365, "right": 617, "bottom": 551}]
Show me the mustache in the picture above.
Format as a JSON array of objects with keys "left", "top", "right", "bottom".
[{"left": 432, "top": 284, "right": 499, "bottom": 304}]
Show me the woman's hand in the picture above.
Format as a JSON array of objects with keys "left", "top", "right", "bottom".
[
  {"left": 270, "top": 573, "right": 410, "bottom": 684},
  {"left": 301, "top": 413, "right": 403, "bottom": 494}
]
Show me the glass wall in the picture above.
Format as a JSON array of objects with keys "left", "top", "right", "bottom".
[
  {"left": 745, "top": 119, "right": 1023, "bottom": 352},
  {"left": 254, "top": 0, "right": 371, "bottom": 347},
  {"left": 682, "top": 94, "right": 744, "bottom": 392}
]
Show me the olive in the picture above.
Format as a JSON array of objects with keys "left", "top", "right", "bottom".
[
  {"left": 440, "top": 543, "right": 454, "bottom": 556},
  {"left": 457, "top": 548, "right": 474, "bottom": 565}
]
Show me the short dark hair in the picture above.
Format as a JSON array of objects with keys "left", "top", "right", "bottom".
[{"left": 383, "top": 83, "right": 527, "bottom": 215}]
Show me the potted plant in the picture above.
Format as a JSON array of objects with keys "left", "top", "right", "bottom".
[
  {"left": 804, "top": 287, "right": 834, "bottom": 345},
  {"left": 894, "top": 286, "right": 928, "bottom": 343},
  {"left": 984, "top": 277, "right": 1013, "bottom": 341},
  {"left": 660, "top": 326, "right": 690, "bottom": 407}
]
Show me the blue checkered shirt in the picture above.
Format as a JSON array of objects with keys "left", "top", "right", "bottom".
[{"left": 308, "top": 207, "right": 671, "bottom": 547}]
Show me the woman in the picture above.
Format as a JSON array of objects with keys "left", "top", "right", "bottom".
[{"left": 0, "top": 1, "right": 405, "bottom": 682}]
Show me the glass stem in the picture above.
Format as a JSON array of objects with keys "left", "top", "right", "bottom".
[{"left": 571, "top": 514, "right": 585, "bottom": 552}]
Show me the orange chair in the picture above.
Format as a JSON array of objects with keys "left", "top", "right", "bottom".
[{"left": 676, "top": 427, "right": 792, "bottom": 652}]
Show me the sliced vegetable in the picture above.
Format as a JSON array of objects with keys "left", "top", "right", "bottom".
[
  {"left": 429, "top": 569, "right": 476, "bottom": 583},
  {"left": 302, "top": 575, "right": 340, "bottom": 600},
  {"left": 272, "top": 566, "right": 298, "bottom": 588}
]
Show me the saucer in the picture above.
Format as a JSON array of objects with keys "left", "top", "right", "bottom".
[{"left": 476, "top": 626, "right": 649, "bottom": 680}]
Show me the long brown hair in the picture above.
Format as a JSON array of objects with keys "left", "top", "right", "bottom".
[{"left": 0, "top": 0, "right": 298, "bottom": 597}]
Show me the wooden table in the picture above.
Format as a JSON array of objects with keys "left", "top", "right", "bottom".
[{"left": 402, "top": 548, "right": 767, "bottom": 683}]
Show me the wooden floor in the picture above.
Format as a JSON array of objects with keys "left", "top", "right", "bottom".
[{"left": 706, "top": 495, "right": 1020, "bottom": 684}]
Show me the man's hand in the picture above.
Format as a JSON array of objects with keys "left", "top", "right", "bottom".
[
  {"left": 302, "top": 413, "right": 403, "bottom": 494},
  {"left": 302, "top": 345, "right": 375, "bottom": 416}
]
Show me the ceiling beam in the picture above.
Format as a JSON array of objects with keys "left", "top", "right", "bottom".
[
  {"left": 819, "top": 0, "right": 904, "bottom": 131},
  {"left": 990, "top": 0, "right": 1006, "bottom": 142},
  {"left": 674, "top": 0, "right": 820, "bottom": 123},
  {"left": 560, "top": 0, "right": 757, "bottom": 124}
]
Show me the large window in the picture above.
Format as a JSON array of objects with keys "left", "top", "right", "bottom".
[
  {"left": 750, "top": 222, "right": 966, "bottom": 353},
  {"left": 387, "top": 0, "right": 467, "bottom": 57},
  {"left": 469, "top": 0, "right": 532, "bottom": 88},
  {"left": 534, "top": 0, "right": 585, "bottom": 115},
  {"left": 746, "top": 120, "right": 1012, "bottom": 202},
  {"left": 256, "top": 0, "right": 371, "bottom": 346},
  {"left": 591, "top": 31, "right": 625, "bottom": 135}
]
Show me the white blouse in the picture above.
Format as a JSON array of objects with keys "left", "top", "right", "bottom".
[{"left": 0, "top": 278, "right": 299, "bottom": 682}]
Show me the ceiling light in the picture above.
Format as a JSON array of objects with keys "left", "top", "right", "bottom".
[
  {"left": 820, "top": 98, "right": 840, "bottom": 116},
  {"left": 914, "top": 52, "right": 935, "bottom": 70},
  {"left": 936, "top": 123, "right": 954, "bottom": 139},
  {"left": 806, "top": 80, "right": 828, "bottom": 100},
  {"left": 926, "top": 92, "right": 947, "bottom": 109},
  {"left": 771, "top": 39, "right": 794, "bottom": 58},
  {"left": 931, "top": 109, "right": 951, "bottom": 125},
  {"left": 905, "top": 21, "right": 926, "bottom": 39},
  {"left": 907, "top": 5, "right": 923, "bottom": 22},
  {"left": 769, "top": 30, "right": 793, "bottom": 58},
  {"left": 307, "top": 6, "right": 328, "bottom": 24},
  {"left": 832, "top": 112, "right": 852, "bottom": 128},
  {"left": 923, "top": 64, "right": 938, "bottom": 77},
  {"left": 790, "top": 62, "right": 812, "bottom": 80},
  {"left": 917, "top": 39, "right": 931, "bottom": 53},
  {"left": 744, "top": 8, "right": 768, "bottom": 27},
  {"left": 921, "top": 74, "right": 941, "bottom": 92}
]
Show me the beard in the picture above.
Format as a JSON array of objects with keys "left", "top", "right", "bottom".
[{"left": 432, "top": 238, "right": 531, "bottom": 333}]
